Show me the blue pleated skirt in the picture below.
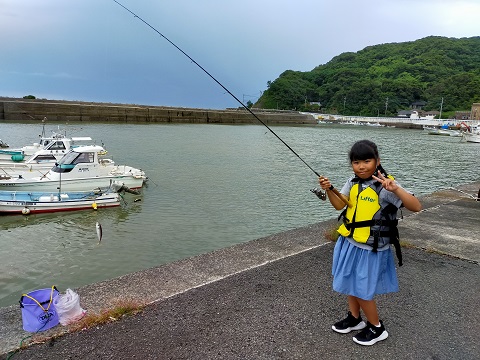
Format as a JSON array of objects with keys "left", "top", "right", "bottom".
[{"left": 332, "top": 236, "right": 399, "bottom": 300}]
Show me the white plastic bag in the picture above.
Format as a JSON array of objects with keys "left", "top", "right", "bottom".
[{"left": 53, "top": 288, "right": 86, "bottom": 325}]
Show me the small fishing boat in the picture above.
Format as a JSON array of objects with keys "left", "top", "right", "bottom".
[
  {"left": 0, "top": 118, "right": 98, "bottom": 163},
  {"left": 462, "top": 126, "right": 480, "bottom": 143},
  {"left": 0, "top": 190, "right": 121, "bottom": 215},
  {"left": 0, "top": 135, "right": 96, "bottom": 172},
  {"left": 0, "top": 132, "right": 95, "bottom": 163},
  {"left": 423, "top": 125, "right": 461, "bottom": 137},
  {"left": 365, "top": 122, "right": 384, "bottom": 127},
  {"left": 0, "top": 145, "right": 146, "bottom": 192}
]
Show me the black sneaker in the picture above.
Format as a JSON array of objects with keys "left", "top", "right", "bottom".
[
  {"left": 332, "top": 312, "right": 366, "bottom": 334},
  {"left": 353, "top": 320, "right": 389, "bottom": 345}
]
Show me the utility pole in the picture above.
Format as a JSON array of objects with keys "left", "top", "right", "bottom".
[
  {"left": 439, "top": 97, "right": 444, "bottom": 119},
  {"left": 343, "top": 96, "right": 346, "bottom": 113},
  {"left": 384, "top": 97, "right": 389, "bottom": 116}
]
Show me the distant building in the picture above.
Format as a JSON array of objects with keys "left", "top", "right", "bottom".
[
  {"left": 397, "top": 110, "right": 413, "bottom": 118},
  {"left": 471, "top": 103, "right": 480, "bottom": 120},
  {"left": 397, "top": 108, "right": 435, "bottom": 118},
  {"left": 411, "top": 101, "right": 427, "bottom": 110},
  {"left": 425, "top": 110, "right": 440, "bottom": 118},
  {"left": 454, "top": 111, "right": 471, "bottom": 120}
]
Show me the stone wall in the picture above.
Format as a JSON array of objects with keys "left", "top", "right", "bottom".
[{"left": 0, "top": 99, "right": 316, "bottom": 125}]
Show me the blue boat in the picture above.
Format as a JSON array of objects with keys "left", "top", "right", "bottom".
[{"left": 0, "top": 190, "right": 121, "bottom": 215}]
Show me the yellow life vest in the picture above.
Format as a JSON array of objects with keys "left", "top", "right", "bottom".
[{"left": 337, "top": 183, "right": 381, "bottom": 243}]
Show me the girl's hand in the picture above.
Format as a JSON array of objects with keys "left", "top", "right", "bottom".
[
  {"left": 372, "top": 172, "right": 399, "bottom": 192},
  {"left": 373, "top": 172, "right": 422, "bottom": 212},
  {"left": 318, "top": 176, "right": 332, "bottom": 190}
]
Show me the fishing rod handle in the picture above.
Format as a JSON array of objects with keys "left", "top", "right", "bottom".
[{"left": 329, "top": 187, "right": 351, "bottom": 207}]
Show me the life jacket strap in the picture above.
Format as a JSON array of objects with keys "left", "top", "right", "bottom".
[
  {"left": 369, "top": 229, "right": 403, "bottom": 266},
  {"left": 345, "top": 218, "right": 398, "bottom": 230}
]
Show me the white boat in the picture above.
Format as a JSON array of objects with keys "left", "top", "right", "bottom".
[
  {"left": 0, "top": 190, "right": 121, "bottom": 215},
  {"left": 0, "top": 134, "right": 95, "bottom": 163},
  {"left": 365, "top": 122, "right": 384, "bottom": 127},
  {"left": 0, "top": 145, "right": 146, "bottom": 192},
  {"left": 423, "top": 126, "right": 461, "bottom": 137},
  {"left": 0, "top": 128, "right": 95, "bottom": 163},
  {"left": 461, "top": 123, "right": 480, "bottom": 143},
  {"left": 0, "top": 135, "right": 96, "bottom": 170}
]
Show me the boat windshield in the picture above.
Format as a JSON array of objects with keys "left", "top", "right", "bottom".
[
  {"left": 51, "top": 150, "right": 95, "bottom": 173},
  {"left": 39, "top": 139, "right": 51, "bottom": 147},
  {"left": 28, "top": 154, "right": 57, "bottom": 163},
  {"left": 58, "top": 151, "right": 94, "bottom": 165},
  {"left": 45, "top": 140, "right": 67, "bottom": 151}
]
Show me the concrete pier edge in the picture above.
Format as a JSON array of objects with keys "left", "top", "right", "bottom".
[{"left": 0, "top": 180, "right": 479, "bottom": 357}]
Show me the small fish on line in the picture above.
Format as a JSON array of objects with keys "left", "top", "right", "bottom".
[{"left": 96, "top": 222, "right": 103, "bottom": 243}]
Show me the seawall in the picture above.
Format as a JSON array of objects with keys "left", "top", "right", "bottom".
[{"left": 0, "top": 98, "right": 316, "bottom": 125}]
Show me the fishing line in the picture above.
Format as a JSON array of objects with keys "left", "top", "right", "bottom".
[{"left": 112, "top": 0, "right": 321, "bottom": 178}]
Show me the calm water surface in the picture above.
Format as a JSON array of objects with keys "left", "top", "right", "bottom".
[{"left": 0, "top": 122, "right": 478, "bottom": 307}]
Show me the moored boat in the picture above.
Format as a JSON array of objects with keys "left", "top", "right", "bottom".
[
  {"left": 460, "top": 122, "right": 480, "bottom": 143},
  {"left": 0, "top": 145, "right": 146, "bottom": 191},
  {"left": 423, "top": 125, "right": 461, "bottom": 137},
  {"left": 0, "top": 135, "right": 96, "bottom": 172},
  {"left": 0, "top": 119, "right": 97, "bottom": 163},
  {"left": 462, "top": 130, "right": 480, "bottom": 143},
  {"left": 0, "top": 132, "right": 95, "bottom": 163},
  {"left": 0, "top": 190, "right": 121, "bottom": 215}
]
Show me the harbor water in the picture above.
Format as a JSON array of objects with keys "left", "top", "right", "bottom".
[{"left": 0, "top": 121, "right": 478, "bottom": 307}]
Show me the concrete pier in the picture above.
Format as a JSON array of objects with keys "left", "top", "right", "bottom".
[
  {"left": 0, "top": 98, "right": 316, "bottom": 125},
  {"left": 0, "top": 181, "right": 479, "bottom": 359}
]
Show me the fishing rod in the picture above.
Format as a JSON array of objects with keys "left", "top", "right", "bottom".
[{"left": 112, "top": 0, "right": 350, "bottom": 206}]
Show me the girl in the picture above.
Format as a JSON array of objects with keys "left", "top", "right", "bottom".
[{"left": 319, "top": 140, "right": 422, "bottom": 346}]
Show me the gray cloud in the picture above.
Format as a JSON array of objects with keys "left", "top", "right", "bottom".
[{"left": 1, "top": 0, "right": 479, "bottom": 109}]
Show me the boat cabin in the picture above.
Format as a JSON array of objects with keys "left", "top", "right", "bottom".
[
  {"left": 51, "top": 145, "right": 111, "bottom": 174},
  {"left": 24, "top": 136, "right": 93, "bottom": 164}
]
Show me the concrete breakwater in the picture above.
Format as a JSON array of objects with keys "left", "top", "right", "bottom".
[{"left": 0, "top": 98, "right": 316, "bottom": 124}]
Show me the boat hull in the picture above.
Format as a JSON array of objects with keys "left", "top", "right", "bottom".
[
  {"left": 463, "top": 133, "right": 480, "bottom": 143},
  {"left": 0, "top": 193, "right": 121, "bottom": 215},
  {"left": 0, "top": 174, "right": 145, "bottom": 192}
]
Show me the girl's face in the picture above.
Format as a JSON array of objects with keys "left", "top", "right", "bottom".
[{"left": 351, "top": 158, "right": 378, "bottom": 179}]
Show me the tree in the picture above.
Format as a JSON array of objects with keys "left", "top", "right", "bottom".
[{"left": 255, "top": 36, "right": 480, "bottom": 116}]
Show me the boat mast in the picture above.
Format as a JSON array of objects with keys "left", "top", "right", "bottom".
[{"left": 58, "top": 164, "right": 62, "bottom": 200}]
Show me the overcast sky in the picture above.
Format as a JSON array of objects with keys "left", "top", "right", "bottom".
[{"left": 1, "top": 0, "right": 478, "bottom": 109}]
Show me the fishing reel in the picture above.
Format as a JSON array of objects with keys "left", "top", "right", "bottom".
[{"left": 310, "top": 187, "right": 327, "bottom": 201}]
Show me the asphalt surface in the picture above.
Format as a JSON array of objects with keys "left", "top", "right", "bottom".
[{"left": 1, "top": 181, "right": 479, "bottom": 360}]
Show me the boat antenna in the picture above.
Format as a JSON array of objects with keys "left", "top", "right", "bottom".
[
  {"left": 111, "top": 0, "right": 320, "bottom": 178},
  {"left": 41, "top": 117, "right": 47, "bottom": 139},
  {"left": 58, "top": 163, "right": 62, "bottom": 200}
]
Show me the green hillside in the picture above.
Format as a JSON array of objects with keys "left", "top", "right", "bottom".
[{"left": 255, "top": 36, "right": 480, "bottom": 117}]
